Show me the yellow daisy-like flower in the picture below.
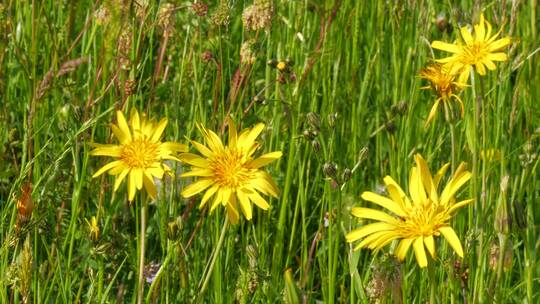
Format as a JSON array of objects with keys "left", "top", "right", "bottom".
[
  {"left": 90, "top": 109, "right": 187, "bottom": 201},
  {"left": 180, "top": 120, "right": 282, "bottom": 224},
  {"left": 431, "top": 14, "right": 511, "bottom": 84},
  {"left": 346, "top": 154, "right": 472, "bottom": 268},
  {"left": 420, "top": 64, "right": 468, "bottom": 126}
]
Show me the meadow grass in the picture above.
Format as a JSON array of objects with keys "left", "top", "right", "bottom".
[{"left": 1, "top": 0, "right": 539, "bottom": 303}]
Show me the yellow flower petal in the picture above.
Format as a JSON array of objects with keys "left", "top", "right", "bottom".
[
  {"left": 181, "top": 168, "right": 214, "bottom": 178},
  {"left": 116, "top": 111, "right": 132, "bottom": 142},
  {"left": 226, "top": 200, "right": 240, "bottom": 224},
  {"left": 227, "top": 118, "right": 237, "bottom": 148},
  {"left": 237, "top": 190, "right": 253, "bottom": 220},
  {"left": 247, "top": 151, "right": 283, "bottom": 169},
  {"left": 200, "top": 125, "right": 224, "bottom": 152},
  {"left": 438, "top": 226, "right": 464, "bottom": 257},
  {"left": 240, "top": 123, "right": 265, "bottom": 151},
  {"left": 414, "top": 154, "right": 437, "bottom": 200},
  {"left": 128, "top": 171, "right": 137, "bottom": 201},
  {"left": 460, "top": 26, "right": 474, "bottom": 45},
  {"left": 488, "top": 37, "right": 511, "bottom": 51},
  {"left": 179, "top": 153, "right": 210, "bottom": 167},
  {"left": 90, "top": 144, "right": 122, "bottom": 157},
  {"left": 132, "top": 168, "right": 143, "bottom": 190},
  {"left": 413, "top": 237, "right": 428, "bottom": 268},
  {"left": 151, "top": 118, "right": 168, "bottom": 142},
  {"left": 200, "top": 185, "right": 219, "bottom": 209},
  {"left": 423, "top": 235, "right": 436, "bottom": 258},
  {"left": 351, "top": 207, "right": 399, "bottom": 224},
  {"left": 114, "top": 169, "right": 130, "bottom": 191},
  {"left": 247, "top": 189, "right": 270, "bottom": 210},
  {"left": 431, "top": 41, "right": 461, "bottom": 54},
  {"left": 92, "top": 160, "right": 123, "bottom": 178},
  {"left": 130, "top": 108, "right": 141, "bottom": 131},
  {"left": 181, "top": 179, "right": 214, "bottom": 197},
  {"left": 486, "top": 52, "right": 508, "bottom": 62},
  {"left": 147, "top": 166, "right": 165, "bottom": 179},
  {"left": 143, "top": 172, "right": 157, "bottom": 199},
  {"left": 189, "top": 140, "right": 214, "bottom": 158},
  {"left": 360, "top": 191, "right": 406, "bottom": 217},
  {"left": 395, "top": 238, "right": 414, "bottom": 261},
  {"left": 346, "top": 222, "right": 395, "bottom": 243},
  {"left": 425, "top": 98, "right": 441, "bottom": 127},
  {"left": 409, "top": 167, "right": 427, "bottom": 204}
]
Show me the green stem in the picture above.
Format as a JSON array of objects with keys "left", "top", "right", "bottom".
[
  {"left": 197, "top": 216, "right": 229, "bottom": 302},
  {"left": 428, "top": 261, "right": 436, "bottom": 304},
  {"left": 137, "top": 196, "right": 148, "bottom": 304}
]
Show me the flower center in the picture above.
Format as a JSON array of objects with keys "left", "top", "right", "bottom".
[
  {"left": 399, "top": 200, "right": 448, "bottom": 238},
  {"left": 464, "top": 43, "right": 487, "bottom": 64},
  {"left": 210, "top": 148, "right": 254, "bottom": 188},
  {"left": 120, "top": 138, "right": 159, "bottom": 169}
]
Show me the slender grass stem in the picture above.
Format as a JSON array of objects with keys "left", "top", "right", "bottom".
[
  {"left": 197, "top": 216, "right": 229, "bottom": 302},
  {"left": 137, "top": 195, "right": 148, "bottom": 304}
]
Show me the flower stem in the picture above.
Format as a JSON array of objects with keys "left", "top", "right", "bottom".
[
  {"left": 428, "top": 261, "right": 437, "bottom": 304},
  {"left": 137, "top": 195, "right": 148, "bottom": 304},
  {"left": 197, "top": 216, "right": 229, "bottom": 302}
]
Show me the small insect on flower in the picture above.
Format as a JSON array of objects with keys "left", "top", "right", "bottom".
[
  {"left": 431, "top": 13, "right": 511, "bottom": 84},
  {"left": 179, "top": 119, "right": 282, "bottom": 224},
  {"left": 346, "top": 154, "right": 473, "bottom": 268},
  {"left": 419, "top": 64, "right": 468, "bottom": 126},
  {"left": 90, "top": 109, "right": 187, "bottom": 201}
]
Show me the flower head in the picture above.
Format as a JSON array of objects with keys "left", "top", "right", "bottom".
[
  {"left": 86, "top": 216, "right": 100, "bottom": 241},
  {"left": 419, "top": 64, "right": 468, "bottom": 126},
  {"left": 431, "top": 14, "right": 511, "bottom": 84},
  {"left": 346, "top": 154, "right": 472, "bottom": 268},
  {"left": 180, "top": 119, "right": 282, "bottom": 224},
  {"left": 90, "top": 109, "right": 187, "bottom": 201}
]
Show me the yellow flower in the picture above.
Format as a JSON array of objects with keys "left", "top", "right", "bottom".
[
  {"left": 276, "top": 61, "right": 287, "bottom": 71},
  {"left": 180, "top": 120, "right": 282, "bottom": 224},
  {"left": 86, "top": 216, "right": 100, "bottom": 241},
  {"left": 90, "top": 109, "right": 187, "bottom": 201},
  {"left": 346, "top": 154, "right": 472, "bottom": 268},
  {"left": 419, "top": 64, "right": 468, "bottom": 126},
  {"left": 431, "top": 14, "right": 511, "bottom": 84},
  {"left": 480, "top": 149, "right": 501, "bottom": 162}
]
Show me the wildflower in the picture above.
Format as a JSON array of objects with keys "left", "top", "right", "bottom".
[
  {"left": 240, "top": 40, "right": 257, "bottom": 65},
  {"left": 346, "top": 154, "right": 472, "bottom": 268},
  {"left": 431, "top": 14, "right": 511, "bottom": 84},
  {"left": 86, "top": 216, "right": 100, "bottom": 241},
  {"left": 157, "top": 3, "right": 175, "bottom": 31},
  {"left": 242, "top": 0, "right": 274, "bottom": 32},
  {"left": 211, "top": 2, "right": 231, "bottom": 27},
  {"left": 144, "top": 261, "right": 161, "bottom": 284},
  {"left": 276, "top": 61, "right": 287, "bottom": 71},
  {"left": 94, "top": 6, "right": 111, "bottom": 25},
  {"left": 180, "top": 119, "right": 282, "bottom": 224},
  {"left": 90, "top": 109, "right": 187, "bottom": 201},
  {"left": 191, "top": 1, "right": 208, "bottom": 17},
  {"left": 420, "top": 64, "right": 467, "bottom": 126}
]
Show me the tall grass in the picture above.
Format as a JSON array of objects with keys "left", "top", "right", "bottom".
[{"left": 1, "top": 0, "right": 538, "bottom": 303}]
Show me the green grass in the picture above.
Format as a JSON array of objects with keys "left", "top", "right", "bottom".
[{"left": 1, "top": 0, "right": 539, "bottom": 303}]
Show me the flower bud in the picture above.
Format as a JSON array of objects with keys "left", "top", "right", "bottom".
[
  {"left": 327, "top": 113, "right": 337, "bottom": 128},
  {"left": 311, "top": 139, "right": 321, "bottom": 155},
  {"left": 323, "top": 163, "right": 338, "bottom": 180},
  {"left": 167, "top": 216, "right": 183, "bottom": 241},
  {"left": 306, "top": 112, "right": 321, "bottom": 130},
  {"left": 342, "top": 168, "right": 352, "bottom": 183}
]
